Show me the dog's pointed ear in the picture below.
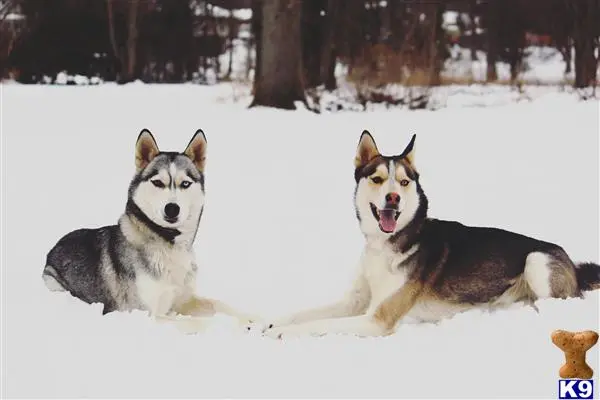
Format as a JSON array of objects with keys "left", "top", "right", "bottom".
[
  {"left": 355, "top": 130, "right": 380, "bottom": 168},
  {"left": 184, "top": 129, "right": 207, "bottom": 171},
  {"left": 400, "top": 134, "right": 416, "bottom": 165},
  {"left": 135, "top": 129, "right": 159, "bottom": 171}
]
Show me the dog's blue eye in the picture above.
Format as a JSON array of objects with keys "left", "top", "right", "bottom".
[
  {"left": 371, "top": 177, "right": 384, "bottom": 184},
  {"left": 180, "top": 181, "right": 192, "bottom": 189},
  {"left": 151, "top": 180, "right": 165, "bottom": 188},
  {"left": 400, "top": 179, "right": 410, "bottom": 187}
]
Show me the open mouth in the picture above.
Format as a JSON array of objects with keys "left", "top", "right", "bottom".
[{"left": 370, "top": 203, "right": 400, "bottom": 233}]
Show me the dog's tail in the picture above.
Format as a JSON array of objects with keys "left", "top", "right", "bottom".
[
  {"left": 575, "top": 262, "right": 600, "bottom": 291},
  {"left": 42, "top": 264, "right": 68, "bottom": 292}
]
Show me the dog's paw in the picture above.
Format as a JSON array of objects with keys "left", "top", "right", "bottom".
[
  {"left": 263, "top": 316, "right": 295, "bottom": 331},
  {"left": 238, "top": 314, "right": 267, "bottom": 334},
  {"left": 263, "top": 324, "right": 324, "bottom": 340},
  {"left": 263, "top": 326, "right": 288, "bottom": 340}
]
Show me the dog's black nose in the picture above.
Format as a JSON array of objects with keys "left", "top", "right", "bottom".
[
  {"left": 164, "top": 203, "right": 180, "bottom": 219},
  {"left": 385, "top": 192, "right": 400, "bottom": 205}
]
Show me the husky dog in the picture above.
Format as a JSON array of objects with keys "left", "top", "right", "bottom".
[
  {"left": 264, "top": 131, "right": 600, "bottom": 339},
  {"left": 43, "top": 129, "right": 256, "bottom": 329}
]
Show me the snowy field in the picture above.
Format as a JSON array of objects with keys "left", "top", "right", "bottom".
[
  {"left": 443, "top": 45, "right": 576, "bottom": 85},
  {"left": 1, "top": 83, "right": 599, "bottom": 399}
]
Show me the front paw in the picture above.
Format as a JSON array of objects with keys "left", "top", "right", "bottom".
[
  {"left": 263, "top": 325, "right": 290, "bottom": 340},
  {"left": 263, "top": 325, "right": 325, "bottom": 340},
  {"left": 261, "top": 317, "right": 300, "bottom": 338},
  {"left": 239, "top": 314, "right": 267, "bottom": 333},
  {"left": 263, "top": 316, "right": 295, "bottom": 331}
]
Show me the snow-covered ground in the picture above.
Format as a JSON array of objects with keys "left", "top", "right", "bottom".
[
  {"left": 443, "top": 45, "right": 578, "bottom": 85},
  {"left": 1, "top": 83, "right": 599, "bottom": 398}
]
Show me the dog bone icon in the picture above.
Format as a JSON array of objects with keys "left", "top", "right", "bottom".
[{"left": 551, "top": 330, "right": 599, "bottom": 379}]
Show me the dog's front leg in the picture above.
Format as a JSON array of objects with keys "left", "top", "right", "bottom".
[
  {"left": 264, "top": 314, "right": 388, "bottom": 339},
  {"left": 264, "top": 280, "right": 423, "bottom": 339},
  {"left": 175, "top": 296, "right": 263, "bottom": 327},
  {"left": 268, "top": 272, "right": 371, "bottom": 328},
  {"left": 152, "top": 295, "right": 261, "bottom": 335},
  {"left": 154, "top": 314, "right": 214, "bottom": 335}
]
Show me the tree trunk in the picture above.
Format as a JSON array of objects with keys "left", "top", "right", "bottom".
[
  {"left": 323, "top": 49, "right": 337, "bottom": 90},
  {"left": 250, "top": 0, "right": 262, "bottom": 89},
  {"left": 571, "top": 0, "right": 599, "bottom": 88},
  {"left": 562, "top": 39, "right": 572, "bottom": 74},
  {"left": 508, "top": 42, "right": 524, "bottom": 83},
  {"left": 226, "top": 9, "right": 234, "bottom": 80},
  {"left": 125, "top": 0, "right": 139, "bottom": 81},
  {"left": 573, "top": 38, "right": 597, "bottom": 87},
  {"left": 107, "top": 0, "right": 140, "bottom": 83},
  {"left": 388, "top": 0, "right": 404, "bottom": 51},
  {"left": 485, "top": 0, "right": 499, "bottom": 82},
  {"left": 301, "top": 0, "right": 323, "bottom": 89},
  {"left": 342, "top": 0, "right": 367, "bottom": 75},
  {"left": 250, "top": 0, "right": 307, "bottom": 110},
  {"left": 106, "top": 0, "right": 123, "bottom": 79},
  {"left": 201, "top": 1, "right": 209, "bottom": 79},
  {"left": 428, "top": 2, "right": 446, "bottom": 86},
  {"left": 320, "top": 0, "right": 340, "bottom": 90},
  {"left": 469, "top": 0, "right": 477, "bottom": 61},
  {"left": 246, "top": 34, "right": 253, "bottom": 80}
]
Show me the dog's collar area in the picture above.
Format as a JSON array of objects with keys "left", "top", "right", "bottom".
[
  {"left": 388, "top": 212, "right": 428, "bottom": 254},
  {"left": 126, "top": 200, "right": 181, "bottom": 244}
]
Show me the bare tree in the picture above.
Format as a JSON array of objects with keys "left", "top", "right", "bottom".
[
  {"left": 301, "top": 0, "right": 323, "bottom": 88},
  {"left": 0, "top": 0, "right": 21, "bottom": 78},
  {"left": 319, "top": 0, "right": 340, "bottom": 90},
  {"left": 468, "top": 0, "right": 478, "bottom": 61},
  {"left": 299, "top": 0, "right": 339, "bottom": 90},
  {"left": 250, "top": 0, "right": 307, "bottom": 109},
  {"left": 428, "top": 1, "right": 446, "bottom": 86},
  {"left": 226, "top": 8, "right": 235, "bottom": 80},
  {"left": 250, "top": 0, "right": 262, "bottom": 84},
  {"left": 126, "top": 0, "right": 139, "bottom": 80},
  {"left": 568, "top": 0, "right": 599, "bottom": 88},
  {"left": 107, "top": 0, "right": 140, "bottom": 83},
  {"left": 484, "top": 0, "right": 499, "bottom": 82}
]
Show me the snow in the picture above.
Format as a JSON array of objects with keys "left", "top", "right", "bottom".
[
  {"left": 1, "top": 83, "right": 599, "bottom": 398},
  {"left": 217, "top": 37, "right": 254, "bottom": 82},
  {"left": 444, "top": 45, "right": 576, "bottom": 84},
  {"left": 444, "top": 10, "right": 459, "bottom": 25},
  {"left": 210, "top": 6, "right": 252, "bottom": 21},
  {"left": 4, "top": 13, "right": 24, "bottom": 21}
]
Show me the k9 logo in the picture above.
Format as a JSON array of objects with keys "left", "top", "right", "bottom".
[{"left": 558, "top": 380, "right": 594, "bottom": 399}]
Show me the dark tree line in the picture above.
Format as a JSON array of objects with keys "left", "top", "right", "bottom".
[
  {"left": 480, "top": 0, "right": 599, "bottom": 87},
  {"left": 1, "top": 0, "right": 599, "bottom": 109},
  {"left": 3, "top": 0, "right": 237, "bottom": 83}
]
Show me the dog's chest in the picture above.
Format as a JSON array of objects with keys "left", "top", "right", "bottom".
[
  {"left": 361, "top": 245, "right": 411, "bottom": 313},
  {"left": 135, "top": 245, "right": 197, "bottom": 315}
]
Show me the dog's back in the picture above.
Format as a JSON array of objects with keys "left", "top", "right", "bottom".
[
  {"left": 415, "top": 219, "right": 580, "bottom": 303},
  {"left": 43, "top": 226, "right": 124, "bottom": 313}
]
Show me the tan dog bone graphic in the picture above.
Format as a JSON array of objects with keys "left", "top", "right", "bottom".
[{"left": 552, "top": 329, "right": 599, "bottom": 379}]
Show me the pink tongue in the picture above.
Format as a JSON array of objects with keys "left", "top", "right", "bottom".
[{"left": 379, "top": 210, "right": 397, "bottom": 232}]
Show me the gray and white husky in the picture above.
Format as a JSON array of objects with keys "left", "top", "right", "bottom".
[
  {"left": 43, "top": 129, "right": 256, "bottom": 330},
  {"left": 264, "top": 131, "right": 600, "bottom": 339}
]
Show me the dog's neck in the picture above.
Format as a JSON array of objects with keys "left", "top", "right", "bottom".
[
  {"left": 121, "top": 200, "right": 199, "bottom": 248},
  {"left": 124, "top": 199, "right": 181, "bottom": 244}
]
